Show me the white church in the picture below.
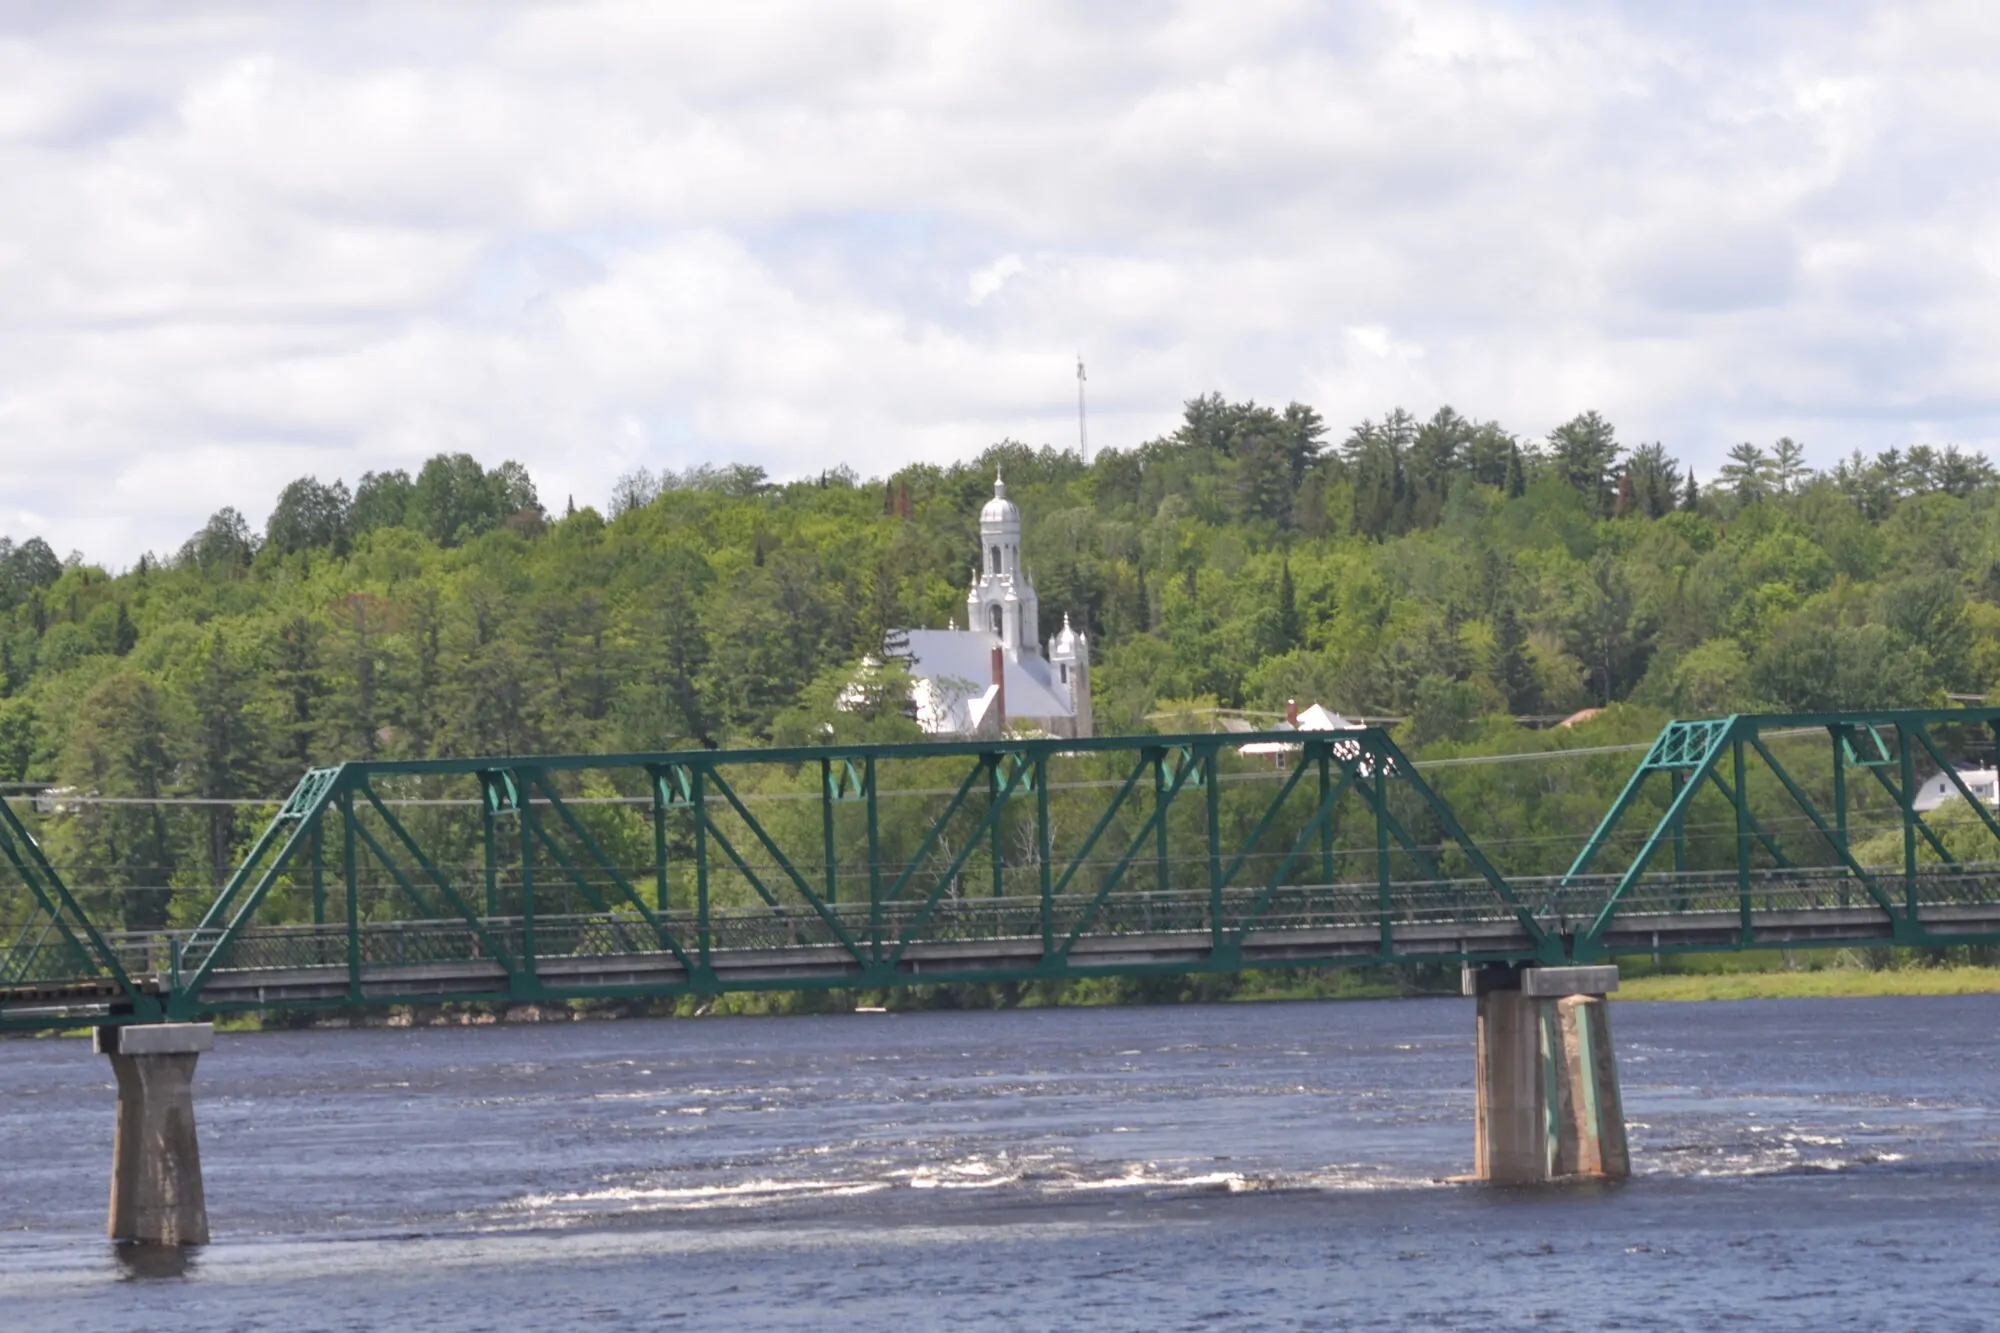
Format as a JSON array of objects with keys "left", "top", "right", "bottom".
[{"left": 892, "top": 473, "right": 1093, "bottom": 739}]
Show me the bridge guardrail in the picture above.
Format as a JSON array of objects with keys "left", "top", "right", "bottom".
[{"left": 39, "top": 858, "right": 2000, "bottom": 997}]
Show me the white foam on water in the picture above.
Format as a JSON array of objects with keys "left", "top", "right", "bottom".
[
  {"left": 511, "top": 1178, "right": 891, "bottom": 1216},
  {"left": 900, "top": 1160, "right": 1024, "bottom": 1190},
  {"left": 1050, "top": 1164, "right": 1248, "bottom": 1192}
]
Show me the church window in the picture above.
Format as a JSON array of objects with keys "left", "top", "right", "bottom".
[
  {"left": 1060, "top": 664, "right": 1068, "bottom": 684},
  {"left": 990, "top": 545, "right": 1001, "bottom": 574},
  {"left": 989, "top": 604, "right": 1003, "bottom": 636}
]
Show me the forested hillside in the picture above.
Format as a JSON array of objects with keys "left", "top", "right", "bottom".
[{"left": 5, "top": 395, "right": 2000, "bottom": 926}]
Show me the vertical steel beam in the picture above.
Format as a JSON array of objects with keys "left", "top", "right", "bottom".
[
  {"left": 821, "top": 757, "right": 837, "bottom": 907},
  {"left": 518, "top": 772, "right": 538, "bottom": 986},
  {"left": 990, "top": 756, "right": 1005, "bottom": 900},
  {"left": 1152, "top": 752, "right": 1169, "bottom": 895},
  {"left": 1036, "top": 753, "right": 1053, "bottom": 958},
  {"left": 310, "top": 818, "right": 325, "bottom": 928},
  {"left": 694, "top": 764, "right": 711, "bottom": 970},
  {"left": 654, "top": 779, "right": 671, "bottom": 914},
  {"left": 1374, "top": 768, "right": 1392, "bottom": 957},
  {"left": 342, "top": 790, "right": 360, "bottom": 1003},
  {"left": 1318, "top": 746, "right": 1334, "bottom": 888},
  {"left": 1831, "top": 726, "right": 1850, "bottom": 908},
  {"left": 482, "top": 801, "right": 500, "bottom": 920},
  {"left": 1733, "top": 737, "right": 1752, "bottom": 945},
  {"left": 1206, "top": 746, "right": 1222, "bottom": 953},
  {"left": 1898, "top": 724, "right": 1918, "bottom": 920},
  {"left": 1669, "top": 769, "right": 1686, "bottom": 875},
  {"left": 864, "top": 756, "right": 881, "bottom": 967},
  {"left": 1830, "top": 726, "right": 1850, "bottom": 852}
]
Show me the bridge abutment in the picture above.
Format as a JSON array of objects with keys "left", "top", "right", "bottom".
[
  {"left": 1466, "top": 965, "right": 1627, "bottom": 1185},
  {"left": 94, "top": 1023, "right": 213, "bottom": 1245}
]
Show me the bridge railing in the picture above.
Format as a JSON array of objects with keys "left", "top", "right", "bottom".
[
  {"left": 1530, "top": 862, "right": 2000, "bottom": 930},
  {"left": 28, "top": 858, "right": 2000, "bottom": 1003},
  {"left": 87, "top": 878, "right": 1548, "bottom": 988}
]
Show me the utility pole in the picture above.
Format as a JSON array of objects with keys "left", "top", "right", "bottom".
[{"left": 1076, "top": 354, "right": 1089, "bottom": 463}]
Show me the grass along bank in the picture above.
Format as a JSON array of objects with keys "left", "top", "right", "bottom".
[{"left": 1614, "top": 964, "right": 2000, "bottom": 1001}]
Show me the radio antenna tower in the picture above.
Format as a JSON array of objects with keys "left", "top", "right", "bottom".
[{"left": 1076, "top": 354, "right": 1089, "bottom": 462}]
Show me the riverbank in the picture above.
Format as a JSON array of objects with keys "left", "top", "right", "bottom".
[
  {"left": 1614, "top": 964, "right": 2000, "bottom": 1002},
  {"left": 17, "top": 963, "right": 1998, "bottom": 1040}
]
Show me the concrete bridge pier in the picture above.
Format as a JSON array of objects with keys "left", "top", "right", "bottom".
[
  {"left": 1465, "top": 964, "right": 1627, "bottom": 1185},
  {"left": 94, "top": 1022, "right": 213, "bottom": 1245}
]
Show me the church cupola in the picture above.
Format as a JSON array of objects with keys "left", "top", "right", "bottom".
[
  {"left": 1049, "top": 613, "right": 1092, "bottom": 738},
  {"left": 968, "top": 469, "right": 1039, "bottom": 660}
]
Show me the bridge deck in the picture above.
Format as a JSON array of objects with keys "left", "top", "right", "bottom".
[{"left": 11, "top": 887, "right": 2000, "bottom": 1027}]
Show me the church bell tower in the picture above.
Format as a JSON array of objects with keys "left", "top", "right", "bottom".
[{"left": 967, "top": 471, "right": 1040, "bottom": 661}]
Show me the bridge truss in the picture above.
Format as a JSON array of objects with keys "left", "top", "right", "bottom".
[{"left": 6, "top": 710, "right": 2000, "bottom": 1031}]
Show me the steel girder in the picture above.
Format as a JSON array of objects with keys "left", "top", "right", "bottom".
[
  {"left": 1556, "top": 708, "right": 2000, "bottom": 960},
  {"left": 11, "top": 710, "right": 2000, "bottom": 1031},
  {"left": 2, "top": 728, "right": 1547, "bottom": 1029}
]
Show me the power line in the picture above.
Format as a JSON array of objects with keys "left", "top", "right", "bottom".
[{"left": 0, "top": 726, "right": 1881, "bottom": 808}]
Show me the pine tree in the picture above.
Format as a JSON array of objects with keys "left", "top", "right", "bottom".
[
  {"left": 1277, "top": 561, "right": 1302, "bottom": 651},
  {"left": 1547, "top": 411, "right": 1621, "bottom": 515},
  {"left": 272, "top": 616, "right": 325, "bottom": 769},
  {"left": 1504, "top": 443, "right": 1526, "bottom": 498},
  {"left": 112, "top": 603, "right": 137, "bottom": 656},
  {"left": 1489, "top": 601, "right": 1539, "bottom": 714},
  {"left": 189, "top": 632, "right": 260, "bottom": 890}
]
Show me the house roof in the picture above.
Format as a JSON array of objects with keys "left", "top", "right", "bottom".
[{"left": 1238, "top": 703, "right": 1362, "bottom": 755}]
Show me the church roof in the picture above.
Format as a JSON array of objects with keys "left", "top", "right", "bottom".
[{"left": 902, "top": 628, "right": 1072, "bottom": 721}]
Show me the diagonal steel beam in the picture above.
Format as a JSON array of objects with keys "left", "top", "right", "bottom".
[
  {"left": 697, "top": 811, "right": 784, "bottom": 909},
  {"left": 175, "top": 771, "right": 345, "bottom": 1004},
  {"left": 1858, "top": 757, "right": 1955, "bottom": 865},
  {"left": 1048, "top": 753, "right": 1151, "bottom": 898},
  {"left": 1747, "top": 735, "right": 1900, "bottom": 922},
  {"left": 1053, "top": 754, "right": 1198, "bottom": 959},
  {"left": 705, "top": 768, "right": 866, "bottom": 966},
  {"left": 525, "top": 771, "right": 699, "bottom": 974},
  {"left": 1215, "top": 753, "right": 1315, "bottom": 892},
  {"left": 0, "top": 797, "right": 122, "bottom": 990},
  {"left": 1575, "top": 727, "right": 1731, "bottom": 954},
  {"left": 883, "top": 761, "right": 989, "bottom": 903},
  {"left": 1373, "top": 731, "right": 1540, "bottom": 929},
  {"left": 1228, "top": 767, "right": 1351, "bottom": 947},
  {"left": 1702, "top": 766, "right": 1794, "bottom": 869},
  {"left": 1910, "top": 727, "right": 2000, "bottom": 857},
  {"left": 361, "top": 785, "right": 520, "bottom": 972},
  {"left": 885, "top": 757, "right": 1030, "bottom": 968}
]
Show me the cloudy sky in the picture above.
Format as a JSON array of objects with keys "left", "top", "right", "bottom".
[{"left": 4, "top": 1, "right": 1998, "bottom": 566}]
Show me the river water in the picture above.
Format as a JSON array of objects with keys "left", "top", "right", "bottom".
[{"left": 3, "top": 995, "right": 1998, "bottom": 1331}]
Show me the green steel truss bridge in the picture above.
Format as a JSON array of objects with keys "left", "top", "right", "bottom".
[{"left": 8, "top": 708, "right": 2000, "bottom": 1034}]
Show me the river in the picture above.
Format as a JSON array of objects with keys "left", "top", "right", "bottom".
[{"left": 3, "top": 994, "right": 1998, "bottom": 1330}]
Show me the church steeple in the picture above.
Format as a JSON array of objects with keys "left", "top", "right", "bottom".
[{"left": 969, "top": 470, "right": 1039, "bottom": 660}]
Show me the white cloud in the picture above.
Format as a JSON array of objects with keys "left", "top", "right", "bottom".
[
  {"left": 967, "top": 254, "right": 1024, "bottom": 306},
  {"left": 3, "top": 0, "right": 2000, "bottom": 564}
]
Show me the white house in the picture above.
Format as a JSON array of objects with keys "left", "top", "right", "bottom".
[
  {"left": 893, "top": 473, "right": 1092, "bottom": 739},
  {"left": 1912, "top": 766, "right": 2000, "bottom": 813}
]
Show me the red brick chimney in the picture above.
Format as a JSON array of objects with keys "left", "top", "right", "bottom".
[
  {"left": 1286, "top": 698, "right": 1299, "bottom": 726},
  {"left": 991, "top": 646, "right": 1007, "bottom": 732}
]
